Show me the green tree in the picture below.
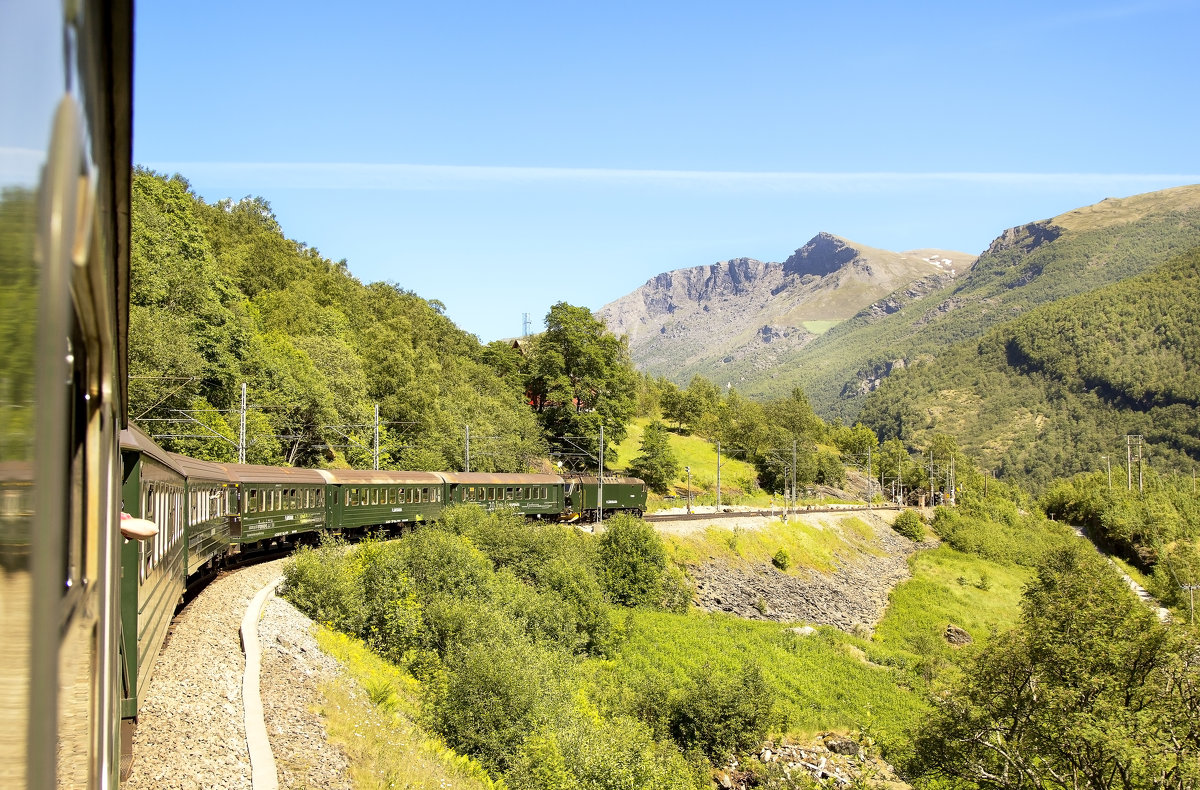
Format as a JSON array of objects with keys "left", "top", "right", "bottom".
[
  {"left": 628, "top": 422, "right": 681, "bottom": 494},
  {"left": 913, "top": 543, "right": 1200, "bottom": 788},
  {"left": 597, "top": 515, "right": 667, "bottom": 607},
  {"left": 527, "top": 303, "right": 638, "bottom": 464}
]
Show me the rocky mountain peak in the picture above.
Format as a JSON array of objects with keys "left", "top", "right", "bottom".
[{"left": 782, "top": 232, "right": 859, "bottom": 278}]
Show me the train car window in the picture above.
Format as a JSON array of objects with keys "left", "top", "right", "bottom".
[
  {"left": 370, "top": 488, "right": 378, "bottom": 506},
  {"left": 505, "top": 487, "right": 513, "bottom": 500},
  {"left": 316, "top": 488, "right": 324, "bottom": 507},
  {"left": 348, "top": 488, "right": 358, "bottom": 506},
  {"left": 248, "top": 489, "right": 258, "bottom": 514}
]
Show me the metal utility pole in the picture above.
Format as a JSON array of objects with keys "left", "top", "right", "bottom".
[
  {"left": 465, "top": 424, "right": 470, "bottom": 473},
  {"left": 866, "top": 445, "right": 872, "bottom": 500},
  {"left": 373, "top": 404, "right": 380, "bottom": 470},
  {"left": 716, "top": 441, "right": 722, "bottom": 512},
  {"left": 792, "top": 439, "right": 797, "bottom": 513},
  {"left": 522, "top": 312, "right": 531, "bottom": 337},
  {"left": 929, "top": 449, "right": 935, "bottom": 506},
  {"left": 1126, "top": 435, "right": 1144, "bottom": 493},
  {"left": 597, "top": 424, "right": 604, "bottom": 524},
  {"left": 685, "top": 465, "right": 691, "bottom": 515},
  {"left": 238, "top": 383, "right": 247, "bottom": 464}
]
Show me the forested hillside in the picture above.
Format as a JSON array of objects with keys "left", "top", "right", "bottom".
[
  {"left": 740, "top": 185, "right": 1200, "bottom": 419},
  {"left": 859, "top": 246, "right": 1200, "bottom": 489},
  {"left": 129, "top": 169, "right": 545, "bottom": 470}
]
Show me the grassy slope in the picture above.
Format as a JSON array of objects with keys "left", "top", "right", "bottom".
[
  {"left": 590, "top": 536, "right": 1033, "bottom": 752},
  {"left": 662, "top": 515, "right": 882, "bottom": 575},
  {"left": 609, "top": 418, "right": 762, "bottom": 504}
]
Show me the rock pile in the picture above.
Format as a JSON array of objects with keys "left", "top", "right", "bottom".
[
  {"left": 715, "top": 735, "right": 910, "bottom": 789},
  {"left": 690, "top": 516, "right": 931, "bottom": 632}
]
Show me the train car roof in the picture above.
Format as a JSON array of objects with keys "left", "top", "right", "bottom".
[
  {"left": 218, "top": 463, "right": 328, "bottom": 485},
  {"left": 439, "top": 472, "right": 564, "bottom": 485},
  {"left": 314, "top": 469, "right": 444, "bottom": 485},
  {"left": 570, "top": 475, "right": 646, "bottom": 485},
  {"left": 168, "top": 453, "right": 235, "bottom": 483},
  {"left": 120, "top": 424, "right": 185, "bottom": 475}
]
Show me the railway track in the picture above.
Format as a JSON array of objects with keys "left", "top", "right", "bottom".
[{"left": 644, "top": 504, "right": 900, "bottom": 522}]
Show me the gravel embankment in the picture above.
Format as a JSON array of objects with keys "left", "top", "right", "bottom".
[
  {"left": 649, "top": 507, "right": 933, "bottom": 632},
  {"left": 125, "top": 559, "right": 350, "bottom": 790}
]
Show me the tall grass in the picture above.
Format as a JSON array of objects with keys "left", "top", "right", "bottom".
[
  {"left": 663, "top": 514, "right": 883, "bottom": 574},
  {"left": 585, "top": 609, "right": 928, "bottom": 751}
]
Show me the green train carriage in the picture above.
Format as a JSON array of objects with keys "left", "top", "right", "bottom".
[
  {"left": 169, "top": 453, "right": 237, "bottom": 578},
  {"left": 119, "top": 426, "right": 186, "bottom": 721},
  {"left": 319, "top": 469, "right": 445, "bottom": 533},
  {"left": 441, "top": 472, "right": 565, "bottom": 518},
  {"left": 565, "top": 475, "right": 647, "bottom": 520},
  {"left": 224, "top": 463, "right": 327, "bottom": 548}
]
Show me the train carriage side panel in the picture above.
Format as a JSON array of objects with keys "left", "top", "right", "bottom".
[
  {"left": 118, "top": 426, "right": 186, "bottom": 719},
  {"left": 168, "top": 453, "right": 236, "bottom": 577},
  {"left": 321, "top": 469, "right": 445, "bottom": 531},
  {"left": 219, "top": 464, "right": 327, "bottom": 546},
  {"left": 1, "top": 0, "right": 133, "bottom": 785},
  {"left": 441, "top": 472, "right": 565, "bottom": 519}
]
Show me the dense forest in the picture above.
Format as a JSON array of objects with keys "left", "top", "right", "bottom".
[{"left": 859, "top": 246, "right": 1200, "bottom": 490}]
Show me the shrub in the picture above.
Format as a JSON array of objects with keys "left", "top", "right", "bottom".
[
  {"left": 669, "top": 661, "right": 775, "bottom": 761},
  {"left": 281, "top": 535, "right": 359, "bottom": 632},
  {"left": 427, "top": 636, "right": 569, "bottom": 774},
  {"left": 893, "top": 509, "right": 924, "bottom": 541},
  {"left": 598, "top": 515, "right": 667, "bottom": 607},
  {"left": 772, "top": 549, "right": 791, "bottom": 571},
  {"left": 509, "top": 713, "right": 705, "bottom": 790},
  {"left": 658, "top": 563, "right": 694, "bottom": 614}
]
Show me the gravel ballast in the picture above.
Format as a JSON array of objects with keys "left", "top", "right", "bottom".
[{"left": 125, "top": 559, "right": 350, "bottom": 790}]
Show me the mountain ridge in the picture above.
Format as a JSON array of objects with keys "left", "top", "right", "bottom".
[{"left": 599, "top": 232, "right": 974, "bottom": 383}]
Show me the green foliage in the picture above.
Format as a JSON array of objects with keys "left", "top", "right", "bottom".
[
  {"left": 892, "top": 509, "right": 924, "bottom": 541},
  {"left": 861, "top": 246, "right": 1200, "bottom": 492},
  {"left": 507, "top": 713, "right": 705, "bottom": 790},
  {"left": 128, "top": 168, "right": 545, "bottom": 469},
  {"left": 931, "top": 502, "right": 1072, "bottom": 567},
  {"left": 668, "top": 662, "right": 775, "bottom": 761},
  {"left": 597, "top": 514, "right": 668, "bottom": 607},
  {"left": 628, "top": 421, "right": 682, "bottom": 494},
  {"left": 912, "top": 543, "right": 1200, "bottom": 788},
  {"left": 428, "top": 636, "right": 569, "bottom": 774},
  {"left": 526, "top": 302, "right": 638, "bottom": 465},
  {"left": 771, "top": 549, "right": 791, "bottom": 571}
]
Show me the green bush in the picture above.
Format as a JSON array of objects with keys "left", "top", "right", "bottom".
[
  {"left": 427, "top": 636, "right": 569, "bottom": 774},
  {"left": 508, "top": 712, "right": 705, "bottom": 790},
  {"left": 658, "top": 563, "right": 694, "bottom": 614},
  {"left": 598, "top": 515, "right": 667, "bottom": 607},
  {"left": 668, "top": 661, "right": 775, "bottom": 761},
  {"left": 772, "top": 549, "right": 791, "bottom": 571},
  {"left": 893, "top": 509, "right": 924, "bottom": 541},
  {"left": 281, "top": 535, "right": 360, "bottom": 632}
]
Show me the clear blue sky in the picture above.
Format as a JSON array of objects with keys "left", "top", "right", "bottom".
[{"left": 134, "top": 0, "right": 1200, "bottom": 342}]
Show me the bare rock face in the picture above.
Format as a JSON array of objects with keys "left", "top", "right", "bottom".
[{"left": 598, "top": 232, "right": 975, "bottom": 383}]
